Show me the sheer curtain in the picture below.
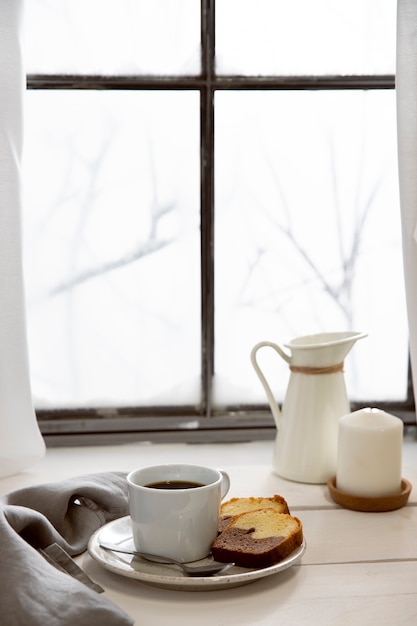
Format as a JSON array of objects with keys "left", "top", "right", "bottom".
[
  {"left": 0, "top": 0, "right": 45, "bottom": 476},
  {"left": 397, "top": 0, "right": 417, "bottom": 416}
]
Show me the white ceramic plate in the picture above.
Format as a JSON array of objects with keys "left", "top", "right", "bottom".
[{"left": 88, "top": 516, "right": 306, "bottom": 591}]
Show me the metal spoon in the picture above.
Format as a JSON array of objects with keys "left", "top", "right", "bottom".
[{"left": 99, "top": 541, "right": 235, "bottom": 577}]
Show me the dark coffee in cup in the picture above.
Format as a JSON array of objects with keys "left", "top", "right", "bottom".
[{"left": 145, "top": 480, "right": 204, "bottom": 490}]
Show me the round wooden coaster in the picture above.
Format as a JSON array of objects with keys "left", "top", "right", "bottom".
[{"left": 327, "top": 476, "right": 412, "bottom": 512}]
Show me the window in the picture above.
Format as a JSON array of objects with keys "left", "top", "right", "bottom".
[{"left": 22, "top": 0, "right": 413, "bottom": 445}]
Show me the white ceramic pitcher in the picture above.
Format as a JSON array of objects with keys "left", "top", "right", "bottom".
[{"left": 251, "top": 331, "right": 367, "bottom": 484}]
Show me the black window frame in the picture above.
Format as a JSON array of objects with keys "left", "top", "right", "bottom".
[{"left": 27, "top": 0, "right": 415, "bottom": 446}]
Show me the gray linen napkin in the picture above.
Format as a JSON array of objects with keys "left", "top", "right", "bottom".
[{"left": 0, "top": 472, "right": 134, "bottom": 626}]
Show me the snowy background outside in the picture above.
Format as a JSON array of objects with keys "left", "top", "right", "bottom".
[{"left": 21, "top": 0, "right": 406, "bottom": 409}]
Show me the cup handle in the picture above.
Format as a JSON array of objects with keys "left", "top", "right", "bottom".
[{"left": 219, "top": 469, "right": 230, "bottom": 499}]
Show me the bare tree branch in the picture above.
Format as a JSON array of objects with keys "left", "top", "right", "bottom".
[{"left": 49, "top": 237, "right": 172, "bottom": 295}]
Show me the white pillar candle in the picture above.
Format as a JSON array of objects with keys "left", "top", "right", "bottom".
[{"left": 336, "top": 408, "right": 403, "bottom": 498}]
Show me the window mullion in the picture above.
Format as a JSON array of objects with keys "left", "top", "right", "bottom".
[{"left": 200, "top": 0, "right": 215, "bottom": 418}]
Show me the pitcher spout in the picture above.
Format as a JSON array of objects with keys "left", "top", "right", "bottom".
[{"left": 285, "top": 331, "right": 367, "bottom": 368}]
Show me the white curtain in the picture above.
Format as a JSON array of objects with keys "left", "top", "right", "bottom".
[
  {"left": 397, "top": 0, "right": 417, "bottom": 413},
  {"left": 0, "top": 0, "right": 45, "bottom": 476}
]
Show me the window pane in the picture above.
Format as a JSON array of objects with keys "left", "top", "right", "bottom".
[
  {"left": 214, "top": 90, "right": 406, "bottom": 405},
  {"left": 23, "top": 91, "right": 200, "bottom": 408},
  {"left": 24, "top": 0, "right": 200, "bottom": 75},
  {"left": 216, "top": 0, "right": 396, "bottom": 76}
]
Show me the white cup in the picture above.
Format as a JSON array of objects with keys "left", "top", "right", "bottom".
[{"left": 127, "top": 463, "right": 230, "bottom": 562}]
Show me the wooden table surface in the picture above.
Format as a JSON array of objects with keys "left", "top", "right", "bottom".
[{"left": 2, "top": 431, "right": 416, "bottom": 625}]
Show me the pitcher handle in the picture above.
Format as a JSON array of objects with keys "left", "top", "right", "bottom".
[{"left": 250, "top": 341, "right": 290, "bottom": 426}]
